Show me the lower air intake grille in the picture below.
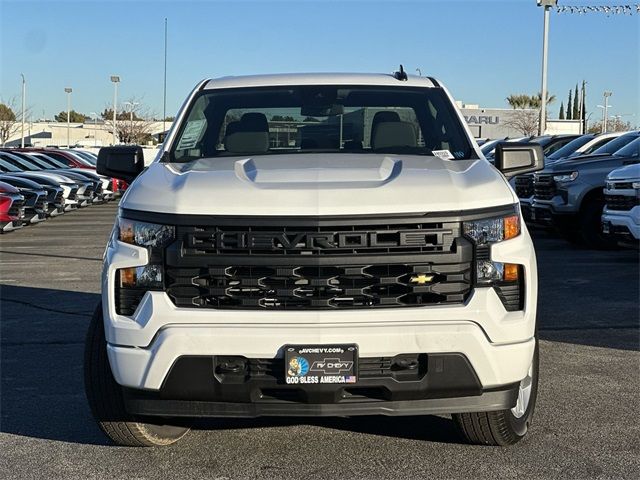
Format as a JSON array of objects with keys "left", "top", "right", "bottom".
[{"left": 605, "top": 194, "right": 639, "bottom": 211}]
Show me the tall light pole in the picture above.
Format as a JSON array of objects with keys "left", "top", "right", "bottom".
[
  {"left": 20, "top": 74, "right": 26, "bottom": 148},
  {"left": 163, "top": 18, "right": 168, "bottom": 140},
  {"left": 601, "top": 91, "right": 612, "bottom": 133},
  {"left": 537, "top": 0, "right": 557, "bottom": 135},
  {"left": 64, "top": 87, "right": 72, "bottom": 147},
  {"left": 110, "top": 75, "right": 120, "bottom": 145}
]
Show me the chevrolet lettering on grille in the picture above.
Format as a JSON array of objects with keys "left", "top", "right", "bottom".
[{"left": 189, "top": 230, "right": 444, "bottom": 250}]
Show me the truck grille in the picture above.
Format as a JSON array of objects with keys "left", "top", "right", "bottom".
[
  {"left": 515, "top": 175, "right": 534, "bottom": 198},
  {"left": 605, "top": 194, "right": 640, "bottom": 211},
  {"left": 534, "top": 174, "right": 557, "bottom": 200},
  {"left": 163, "top": 218, "right": 473, "bottom": 310},
  {"left": 609, "top": 182, "right": 634, "bottom": 190},
  {"left": 34, "top": 194, "right": 46, "bottom": 212},
  {"left": 53, "top": 190, "right": 64, "bottom": 205},
  {"left": 7, "top": 198, "right": 24, "bottom": 218},
  {"left": 68, "top": 186, "right": 78, "bottom": 200}
]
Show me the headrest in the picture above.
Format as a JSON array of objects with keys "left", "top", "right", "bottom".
[
  {"left": 225, "top": 132, "right": 270, "bottom": 154},
  {"left": 371, "top": 111, "right": 401, "bottom": 136},
  {"left": 225, "top": 121, "right": 242, "bottom": 136},
  {"left": 371, "top": 122, "right": 417, "bottom": 150},
  {"left": 240, "top": 112, "right": 269, "bottom": 132}
]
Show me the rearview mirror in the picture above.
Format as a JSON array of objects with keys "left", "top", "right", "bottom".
[
  {"left": 97, "top": 146, "right": 145, "bottom": 183},
  {"left": 300, "top": 104, "right": 344, "bottom": 117},
  {"left": 494, "top": 142, "right": 544, "bottom": 178}
]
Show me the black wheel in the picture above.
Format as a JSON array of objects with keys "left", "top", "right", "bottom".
[
  {"left": 579, "top": 197, "right": 618, "bottom": 250},
  {"left": 84, "top": 303, "right": 190, "bottom": 447},
  {"left": 453, "top": 340, "right": 539, "bottom": 446}
]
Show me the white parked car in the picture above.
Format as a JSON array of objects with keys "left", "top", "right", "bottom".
[
  {"left": 85, "top": 71, "right": 544, "bottom": 447},
  {"left": 602, "top": 163, "right": 640, "bottom": 240}
]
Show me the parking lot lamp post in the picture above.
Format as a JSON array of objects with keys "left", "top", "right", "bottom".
[
  {"left": 536, "top": 0, "right": 557, "bottom": 135},
  {"left": 20, "top": 74, "right": 26, "bottom": 148},
  {"left": 64, "top": 87, "right": 72, "bottom": 147},
  {"left": 110, "top": 76, "right": 120, "bottom": 145},
  {"left": 600, "top": 92, "right": 612, "bottom": 133}
]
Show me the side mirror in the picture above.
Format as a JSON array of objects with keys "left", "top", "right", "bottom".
[
  {"left": 97, "top": 146, "right": 144, "bottom": 183},
  {"left": 494, "top": 142, "right": 544, "bottom": 178}
]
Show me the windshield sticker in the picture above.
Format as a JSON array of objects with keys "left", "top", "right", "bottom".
[
  {"left": 432, "top": 149, "right": 455, "bottom": 160},
  {"left": 176, "top": 119, "right": 206, "bottom": 150}
]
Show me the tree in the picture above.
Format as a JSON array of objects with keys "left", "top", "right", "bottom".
[
  {"left": 303, "top": 116, "right": 320, "bottom": 122},
  {"left": 506, "top": 94, "right": 531, "bottom": 109},
  {"left": 503, "top": 109, "right": 539, "bottom": 136},
  {"left": 271, "top": 115, "right": 295, "bottom": 122},
  {"left": 587, "top": 118, "right": 632, "bottom": 134},
  {"left": 0, "top": 98, "right": 29, "bottom": 147},
  {"left": 101, "top": 98, "right": 156, "bottom": 145},
  {"left": 559, "top": 102, "right": 565, "bottom": 120},
  {"left": 572, "top": 84, "right": 580, "bottom": 120},
  {"left": 101, "top": 108, "right": 143, "bottom": 122},
  {"left": 0, "top": 102, "right": 17, "bottom": 146},
  {"left": 531, "top": 92, "right": 556, "bottom": 109},
  {"left": 567, "top": 89, "right": 573, "bottom": 120},
  {"left": 504, "top": 92, "right": 554, "bottom": 135},
  {"left": 54, "top": 110, "right": 88, "bottom": 123}
]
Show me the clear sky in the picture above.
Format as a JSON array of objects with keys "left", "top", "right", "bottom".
[{"left": 1, "top": 0, "right": 638, "bottom": 125}]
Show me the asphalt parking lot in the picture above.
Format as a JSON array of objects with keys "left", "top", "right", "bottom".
[{"left": 1, "top": 201, "right": 638, "bottom": 479}]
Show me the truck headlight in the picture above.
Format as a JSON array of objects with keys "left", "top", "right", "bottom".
[
  {"left": 463, "top": 213, "right": 520, "bottom": 246},
  {"left": 115, "top": 217, "right": 174, "bottom": 315},
  {"left": 553, "top": 171, "right": 579, "bottom": 183},
  {"left": 464, "top": 211, "right": 524, "bottom": 310},
  {"left": 118, "top": 217, "right": 174, "bottom": 247}
]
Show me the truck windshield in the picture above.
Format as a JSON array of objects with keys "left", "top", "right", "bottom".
[
  {"left": 169, "top": 86, "right": 474, "bottom": 162},
  {"left": 591, "top": 133, "right": 639, "bottom": 156}
]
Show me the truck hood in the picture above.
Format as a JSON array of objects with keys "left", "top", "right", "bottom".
[
  {"left": 607, "top": 163, "right": 640, "bottom": 181},
  {"left": 542, "top": 153, "right": 617, "bottom": 173},
  {"left": 121, "top": 154, "right": 517, "bottom": 216}
]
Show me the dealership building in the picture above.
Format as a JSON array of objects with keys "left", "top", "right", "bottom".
[{"left": 457, "top": 101, "right": 582, "bottom": 138}]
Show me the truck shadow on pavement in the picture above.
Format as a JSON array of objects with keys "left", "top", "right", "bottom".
[{"left": 0, "top": 284, "right": 637, "bottom": 446}]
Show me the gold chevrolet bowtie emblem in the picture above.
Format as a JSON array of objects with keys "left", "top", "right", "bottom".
[{"left": 410, "top": 274, "right": 434, "bottom": 285}]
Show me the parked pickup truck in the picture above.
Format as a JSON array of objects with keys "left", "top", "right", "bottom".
[
  {"left": 85, "top": 71, "right": 544, "bottom": 447},
  {"left": 602, "top": 163, "right": 640, "bottom": 242},
  {"left": 530, "top": 134, "right": 640, "bottom": 248}
]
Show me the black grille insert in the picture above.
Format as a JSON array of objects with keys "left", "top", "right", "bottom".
[
  {"left": 605, "top": 194, "right": 639, "bottom": 211},
  {"left": 165, "top": 219, "right": 472, "bottom": 310},
  {"left": 515, "top": 175, "right": 534, "bottom": 198},
  {"left": 534, "top": 174, "right": 557, "bottom": 200}
]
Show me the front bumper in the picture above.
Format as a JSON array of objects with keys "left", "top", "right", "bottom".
[
  {"left": 602, "top": 206, "right": 640, "bottom": 240},
  {"left": 102, "top": 225, "right": 538, "bottom": 404}
]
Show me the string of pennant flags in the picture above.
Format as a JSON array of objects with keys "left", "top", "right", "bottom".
[{"left": 556, "top": 3, "right": 640, "bottom": 15}]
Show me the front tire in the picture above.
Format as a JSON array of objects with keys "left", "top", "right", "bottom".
[
  {"left": 453, "top": 340, "right": 539, "bottom": 446},
  {"left": 84, "top": 303, "right": 190, "bottom": 447}
]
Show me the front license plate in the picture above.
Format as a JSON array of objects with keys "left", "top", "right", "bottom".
[{"left": 284, "top": 345, "right": 358, "bottom": 385}]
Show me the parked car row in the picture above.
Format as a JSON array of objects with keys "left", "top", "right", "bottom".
[
  {"left": 0, "top": 148, "right": 127, "bottom": 233},
  {"left": 485, "top": 131, "right": 639, "bottom": 248}
]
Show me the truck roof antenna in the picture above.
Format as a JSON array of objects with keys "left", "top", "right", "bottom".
[{"left": 393, "top": 65, "right": 408, "bottom": 81}]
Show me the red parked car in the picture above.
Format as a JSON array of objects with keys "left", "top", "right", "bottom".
[{"left": 0, "top": 180, "right": 26, "bottom": 233}]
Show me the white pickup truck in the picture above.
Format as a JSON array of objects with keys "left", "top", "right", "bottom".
[{"left": 86, "top": 71, "right": 544, "bottom": 447}]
